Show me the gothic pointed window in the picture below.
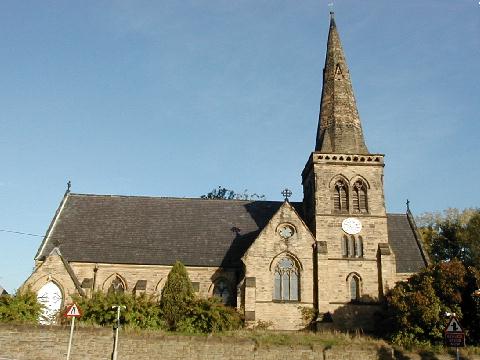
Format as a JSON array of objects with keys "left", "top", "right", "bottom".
[
  {"left": 349, "top": 275, "right": 361, "bottom": 301},
  {"left": 273, "top": 257, "right": 299, "bottom": 301},
  {"left": 333, "top": 179, "right": 348, "bottom": 212},
  {"left": 342, "top": 236, "right": 364, "bottom": 258},
  {"left": 213, "top": 279, "right": 232, "bottom": 305},
  {"left": 352, "top": 180, "right": 368, "bottom": 213},
  {"left": 108, "top": 276, "right": 125, "bottom": 294}
]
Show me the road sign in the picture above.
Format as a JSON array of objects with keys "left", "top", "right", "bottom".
[
  {"left": 65, "top": 303, "right": 82, "bottom": 318},
  {"left": 445, "top": 316, "right": 465, "bottom": 348}
]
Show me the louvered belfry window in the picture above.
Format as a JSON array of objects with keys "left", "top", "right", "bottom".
[
  {"left": 334, "top": 180, "right": 348, "bottom": 212},
  {"left": 352, "top": 180, "right": 368, "bottom": 213}
]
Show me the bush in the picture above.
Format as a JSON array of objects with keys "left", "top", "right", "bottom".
[
  {"left": 0, "top": 288, "right": 42, "bottom": 323},
  {"left": 159, "top": 261, "right": 194, "bottom": 330},
  {"left": 177, "top": 297, "right": 243, "bottom": 333},
  {"left": 71, "top": 291, "right": 163, "bottom": 329}
]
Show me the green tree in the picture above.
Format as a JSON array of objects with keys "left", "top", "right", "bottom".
[
  {"left": 0, "top": 288, "right": 42, "bottom": 323},
  {"left": 381, "top": 260, "right": 480, "bottom": 346},
  {"left": 159, "top": 261, "right": 194, "bottom": 330},
  {"left": 416, "top": 208, "right": 480, "bottom": 265},
  {"left": 201, "top": 186, "right": 265, "bottom": 200}
]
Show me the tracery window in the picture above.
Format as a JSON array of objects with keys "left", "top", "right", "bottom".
[
  {"left": 333, "top": 180, "right": 348, "bottom": 212},
  {"left": 352, "top": 180, "right": 368, "bottom": 213},
  {"left": 273, "top": 257, "right": 299, "bottom": 301},
  {"left": 213, "top": 279, "right": 232, "bottom": 305},
  {"left": 108, "top": 276, "right": 125, "bottom": 294},
  {"left": 341, "top": 236, "right": 363, "bottom": 258},
  {"left": 349, "top": 275, "right": 361, "bottom": 301}
]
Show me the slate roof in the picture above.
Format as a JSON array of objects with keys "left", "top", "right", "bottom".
[
  {"left": 37, "top": 194, "right": 295, "bottom": 268},
  {"left": 36, "top": 193, "right": 427, "bottom": 272},
  {"left": 387, "top": 213, "right": 428, "bottom": 273}
]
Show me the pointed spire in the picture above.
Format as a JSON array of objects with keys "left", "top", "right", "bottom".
[{"left": 315, "top": 14, "right": 369, "bottom": 154}]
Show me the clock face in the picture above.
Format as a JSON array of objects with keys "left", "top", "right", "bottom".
[
  {"left": 279, "top": 224, "right": 295, "bottom": 239},
  {"left": 341, "top": 218, "right": 362, "bottom": 235}
]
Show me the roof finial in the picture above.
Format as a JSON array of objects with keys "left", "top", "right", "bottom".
[
  {"left": 328, "top": 2, "right": 334, "bottom": 17},
  {"left": 66, "top": 180, "right": 71, "bottom": 193},
  {"left": 281, "top": 188, "right": 292, "bottom": 202},
  {"left": 406, "top": 199, "right": 410, "bottom": 212}
]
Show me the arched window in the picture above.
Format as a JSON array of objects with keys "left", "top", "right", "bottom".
[
  {"left": 273, "top": 257, "right": 299, "bottom": 301},
  {"left": 355, "top": 236, "right": 364, "bottom": 257},
  {"left": 37, "top": 281, "right": 63, "bottom": 324},
  {"left": 342, "top": 236, "right": 364, "bottom": 258},
  {"left": 213, "top": 279, "right": 232, "bottom": 305},
  {"left": 352, "top": 180, "right": 368, "bottom": 213},
  {"left": 349, "top": 275, "right": 361, "bottom": 301},
  {"left": 341, "top": 235, "right": 348, "bottom": 257},
  {"left": 108, "top": 276, "right": 126, "bottom": 294},
  {"left": 333, "top": 180, "right": 348, "bottom": 212}
]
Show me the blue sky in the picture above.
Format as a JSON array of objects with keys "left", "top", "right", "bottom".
[{"left": 1, "top": 1, "right": 479, "bottom": 292}]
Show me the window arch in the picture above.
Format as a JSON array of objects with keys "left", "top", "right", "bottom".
[
  {"left": 352, "top": 180, "right": 368, "bottom": 213},
  {"left": 333, "top": 179, "right": 348, "bottom": 212},
  {"left": 213, "top": 278, "right": 232, "bottom": 305},
  {"left": 37, "top": 281, "right": 63, "bottom": 325},
  {"left": 273, "top": 257, "right": 299, "bottom": 301},
  {"left": 105, "top": 275, "right": 126, "bottom": 294},
  {"left": 348, "top": 274, "right": 361, "bottom": 301}
]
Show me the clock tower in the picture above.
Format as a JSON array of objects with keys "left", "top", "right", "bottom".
[{"left": 302, "top": 13, "right": 393, "bottom": 321}]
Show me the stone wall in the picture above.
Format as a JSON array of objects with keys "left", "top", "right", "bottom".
[{"left": 0, "top": 324, "right": 398, "bottom": 360}]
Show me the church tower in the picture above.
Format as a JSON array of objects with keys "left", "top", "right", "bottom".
[{"left": 302, "top": 13, "right": 391, "bottom": 325}]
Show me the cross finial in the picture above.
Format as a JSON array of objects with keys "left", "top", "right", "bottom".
[
  {"left": 67, "top": 180, "right": 71, "bottom": 193},
  {"left": 281, "top": 188, "right": 292, "bottom": 201},
  {"left": 406, "top": 199, "right": 410, "bottom": 212}
]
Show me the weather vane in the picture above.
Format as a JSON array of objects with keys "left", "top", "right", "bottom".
[{"left": 281, "top": 188, "right": 292, "bottom": 201}]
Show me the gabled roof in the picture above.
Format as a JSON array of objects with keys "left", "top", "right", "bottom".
[
  {"left": 387, "top": 213, "right": 428, "bottom": 273},
  {"left": 0, "top": 284, "right": 7, "bottom": 295},
  {"left": 37, "top": 193, "right": 301, "bottom": 268},
  {"left": 36, "top": 193, "right": 427, "bottom": 273}
]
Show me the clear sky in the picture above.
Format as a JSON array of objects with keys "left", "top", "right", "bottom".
[{"left": 0, "top": 1, "right": 479, "bottom": 292}]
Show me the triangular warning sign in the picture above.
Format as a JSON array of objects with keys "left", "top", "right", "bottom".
[
  {"left": 445, "top": 316, "right": 463, "bottom": 333},
  {"left": 65, "top": 303, "right": 82, "bottom": 318}
]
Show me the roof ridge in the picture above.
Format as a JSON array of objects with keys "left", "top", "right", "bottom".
[{"left": 68, "top": 192, "right": 290, "bottom": 203}]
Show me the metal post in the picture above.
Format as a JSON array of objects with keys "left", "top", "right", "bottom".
[
  {"left": 112, "top": 305, "right": 125, "bottom": 360},
  {"left": 456, "top": 346, "right": 459, "bottom": 360},
  {"left": 66, "top": 316, "right": 75, "bottom": 360}
]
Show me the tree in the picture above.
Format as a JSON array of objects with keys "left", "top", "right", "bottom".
[
  {"left": 416, "top": 208, "right": 480, "bottom": 265},
  {"left": 159, "top": 261, "right": 194, "bottom": 330},
  {"left": 381, "top": 260, "right": 480, "bottom": 346},
  {"left": 201, "top": 186, "right": 265, "bottom": 200}
]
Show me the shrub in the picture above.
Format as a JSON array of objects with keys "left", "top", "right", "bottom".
[
  {"left": 159, "top": 261, "right": 194, "bottom": 330},
  {"left": 0, "top": 288, "right": 42, "bottom": 323},
  {"left": 177, "top": 297, "right": 243, "bottom": 333},
  {"left": 71, "top": 291, "right": 163, "bottom": 329}
]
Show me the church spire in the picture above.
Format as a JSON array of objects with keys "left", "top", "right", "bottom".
[{"left": 315, "top": 13, "right": 369, "bottom": 154}]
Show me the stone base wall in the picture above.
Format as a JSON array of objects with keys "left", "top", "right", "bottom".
[{"left": 0, "top": 324, "right": 402, "bottom": 360}]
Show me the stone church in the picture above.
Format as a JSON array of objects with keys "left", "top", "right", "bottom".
[{"left": 23, "top": 14, "right": 429, "bottom": 330}]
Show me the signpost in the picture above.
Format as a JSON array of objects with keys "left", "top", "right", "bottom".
[
  {"left": 445, "top": 315, "right": 464, "bottom": 360},
  {"left": 64, "top": 303, "right": 82, "bottom": 360}
]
